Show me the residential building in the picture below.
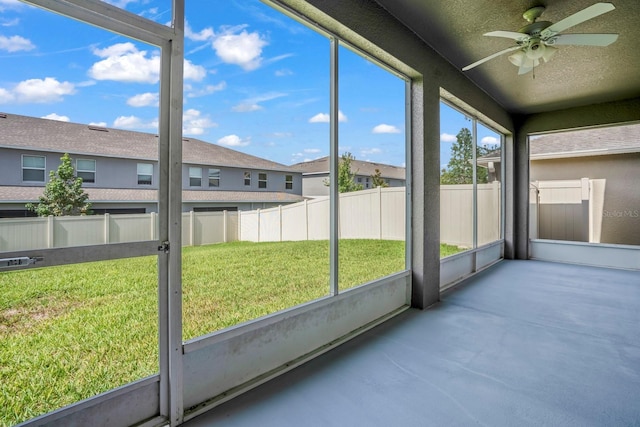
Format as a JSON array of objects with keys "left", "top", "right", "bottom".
[
  {"left": 0, "top": 113, "right": 304, "bottom": 217},
  {"left": 291, "top": 156, "right": 406, "bottom": 197},
  {"left": 478, "top": 123, "right": 640, "bottom": 245}
]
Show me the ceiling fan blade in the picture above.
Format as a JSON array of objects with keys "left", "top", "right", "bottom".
[
  {"left": 518, "top": 65, "right": 533, "bottom": 75},
  {"left": 462, "top": 45, "right": 522, "bottom": 71},
  {"left": 484, "top": 31, "right": 529, "bottom": 41},
  {"left": 518, "top": 58, "right": 539, "bottom": 75},
  {"left": 551, "top": 33, "right": 619, "bottom": 46},
  {"left": 541, "top": 3, "right": 615, "bottom": 37}
]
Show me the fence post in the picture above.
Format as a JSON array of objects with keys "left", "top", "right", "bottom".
[
  {"left": 150, "top": 212, "right": 156, "bottom": 240},
  {"left": 190, "top": 211, "right": 195, "bottom": 247},
  {"left": 47, "top": 215, "right": 54, "bottom": 248},
  {"left": 223, "top": 210, "right": 228, "bottom": 243},
  {"left": 581, "top": 177, "right": 590, "bottom": 243},
  {"left": 237, "top": 210, "right": 242, "bottom": 241},
  {"left": 378, "top": 186, "right": 383, "bottom": 240},
  {"left": 279, "top": 205, "right": 283, "bottom": 242},
  {"left": 104, "top": 213, "right": 110, "bottom": 244},
  {"left": 257, "top": 208, "right": 261, "bottom": 242},
  {"left": 305, "top": 199, "right": 309, "bottom": 241}
]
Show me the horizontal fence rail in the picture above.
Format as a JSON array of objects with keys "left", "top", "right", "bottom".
[
  {"left": 0, "top": 211, "right": 237, "bottom": 252},
  {"left": 1, "top": 185, "right": 504, "bottom": 252}
]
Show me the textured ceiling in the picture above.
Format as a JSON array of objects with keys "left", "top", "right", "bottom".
[{"left": 373, "top": 0, "right": 640, "bottom": 115}]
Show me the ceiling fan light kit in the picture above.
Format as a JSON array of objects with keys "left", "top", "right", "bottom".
[{"left": 462, "top": 2, "right": 619, "bottom": 75}]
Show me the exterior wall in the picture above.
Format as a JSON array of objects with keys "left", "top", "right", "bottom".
[
  {"left": 531, "top": 153, "right": 640, "bottom": 245},
  {"left": 182, "top": 164, "right": 302, "bottom": 194},
  {"left": 301, "top": 173, "right": 406, "bottom": 197},
  {"left": 1, "top": 147, "right": 158, "bottom": 189},
  {"left": 302, "top": 174, "right": 330, "bottom": 197}
]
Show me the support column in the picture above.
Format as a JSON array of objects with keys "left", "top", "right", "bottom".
[
  {"left": 411, "top": 79, "right": 440, "bottom": 309},
  {"left": 506, "top": 124, "right": 530, "bottom": 260}
]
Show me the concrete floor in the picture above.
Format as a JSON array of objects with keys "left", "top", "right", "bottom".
[{"left": 185, "top": 260, "right": 640, "bottom": 426}]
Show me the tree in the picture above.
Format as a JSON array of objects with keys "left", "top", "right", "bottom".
[
  {"left": 371, "top": 168, "right": 389, "bottom": 188},
  {"left": 26, "top": 153, "right": 91, "bottom": 216},
  {"left": 440, "top": 127, "right": 491, "bottom": 184},
  {"left": 323, "top": 152, "right": 364, "bottom": 193}
]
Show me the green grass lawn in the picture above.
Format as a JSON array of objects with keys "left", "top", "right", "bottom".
[{"left": 0, "top": 240, "right": 461, "bottom": 426}]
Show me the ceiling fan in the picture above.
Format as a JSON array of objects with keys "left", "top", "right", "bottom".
[{"left": 462, "top": 2, "right": 619, "bottom": 75}]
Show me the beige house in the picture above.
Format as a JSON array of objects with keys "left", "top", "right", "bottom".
[
  {"left": 291, "top": 156, "right": 406, "bottom": 197},
  {"left": 481, "top": 123, "right": 640, "bottom": 246}
]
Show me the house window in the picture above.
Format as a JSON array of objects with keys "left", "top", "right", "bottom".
[
  {"left": 76, "top": 159, "right": 96, "bottom": 183},
  {"left": 137, "top": 163, "right": 153, "bottom": 185},
  {"left": 244, "top": 171, "right": 251, "bottom": 186},
  {"left": 285, "top": 175, "right": 293, "bottom": 190},
  {"left": 258, "top": 173, "right": 267, "bottom": 189},
  {"left": 189, "top": 167, "right": 202, "bottom": 187},
  {"left": 208, "top": 168, "right": 220, "bottom": 187},
  {"left": 22, "top": 155, "right": 45, "bottom": 182}
]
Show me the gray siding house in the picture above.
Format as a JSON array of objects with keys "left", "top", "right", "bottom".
[
  {"left": 291, "top": 156, "right": 406, "bottom": 197},
  {"left": 0, "top": 113, "right": 304, "bottom": 217}
]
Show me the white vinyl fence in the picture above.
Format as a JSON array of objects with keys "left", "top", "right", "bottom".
[
  {"left": 440, "top": 182, "right": 501, "bottom": 248},
  {"left": 0, "top": 211, "right": 237, "bottom": 252},
  {"left": 529, "top": 178, "right": 604, "bottom": 243},
  {"left": 1, "top": 185, "right": 505, "bottom": 252},
  {"left": 239, "top": 187, "right": 406, "bottom": 242}
]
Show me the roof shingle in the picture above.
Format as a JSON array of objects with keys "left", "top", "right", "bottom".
[{"left": 0, "top": 112, "right": 295, "bottom": 172}]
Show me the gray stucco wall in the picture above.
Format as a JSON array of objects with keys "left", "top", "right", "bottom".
[
  {"left": 1, "top": 148, "right": 158, "bottom": 189},
  {"left": 531, "top": 153, "right": 640, "bottom": 246},
  {"left": 181, "top": 164, "right": 302, "bottom": 195}
]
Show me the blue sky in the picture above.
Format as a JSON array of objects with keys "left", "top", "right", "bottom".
[{"left": 0, "top": 0, "right": 497, "bottom": 168}]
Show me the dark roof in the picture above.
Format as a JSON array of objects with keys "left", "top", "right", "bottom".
[
  {"left": 291, "top": 156, "right": 406, "bottom": 180},
  {"left": 480, "top": 123, "right": 640, "bottom": 162},
  {"left": 0, "top": 112, "right": 295, "bottom": 172},
  {"left": 529, "top": 123, "right": 640, "bottom": 159},
  {"left": 0, "top": 186, "right": 305, "bottom": 204}
]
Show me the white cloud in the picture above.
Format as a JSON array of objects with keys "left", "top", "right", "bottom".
[
  {"left": 309, "top": 110, "right": 347, "bottom": 123},
  {"left": 0, "top": 35, "right": 34, "bottom": 52},
  {"left": 113, "top": 115, "right": 158, "bottom": 130},
  {"left": 186, "top": 81, "right": 226, "bottom": 98},
  {"left": 304, "top": 148, "right": 321, "bottom": 153},
  {"left": 213, "top": 28, "right": 267, "bottom": 71},
  {"left": 127, "top": 92, "right": 158, "bottom": 107},
  {"left": 481, "top": 136, "right": 499, "bottom": 146},
  {"left": 272, "top": 132, "right": 292, "bottom": 138},
  {"left": 232, "top": 103, "right": 262, "bottom": 113},
  {"left": 42, "top": 113, "right": 70, "bottom": 122},
  {"left": 0, "top": 87, "right": 13, "bottom": 103},
  {"left": 90, "top": 43, "right": 160, "bottom": 83},
  {"left": 183, "top": 109, "right": 217, "bottom": 135},
  {"left": 275, "top": 68, "right": 293, "bottom": 77},
  {"left": 185, "top": 21, "right": 214, "bottom": 41},
  {"left": 89, "top": 42, "right": 205, "bottom": 83},
  {"left": 0, "top": 0, "right": 23, "bottom": 12},
  {"left": 0, "top": 77, "right": 76, "bottom": 104},
  {"left": 309, "top": 113, "right": 329, "bottom": 123},
  {"left": 1, "top": 18, "right": 20, "bottom": 27},
  {"left": 89, "top": 121, "right": 107, "bottom": 127},
  {"left": 372, "top": 124, "right": 401, "bottom": 134},
  {"left": 232, "top": 91, "right": 286, "bottom": 112},
  {"left": 184, "top": 59, "right": 207, "bottom": 81},
  {"left": 217, "top": 134, "right": 250, "bottom": 147},
  {"left": 440, "top": 133, "right": 457, "bottom": 142}
]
